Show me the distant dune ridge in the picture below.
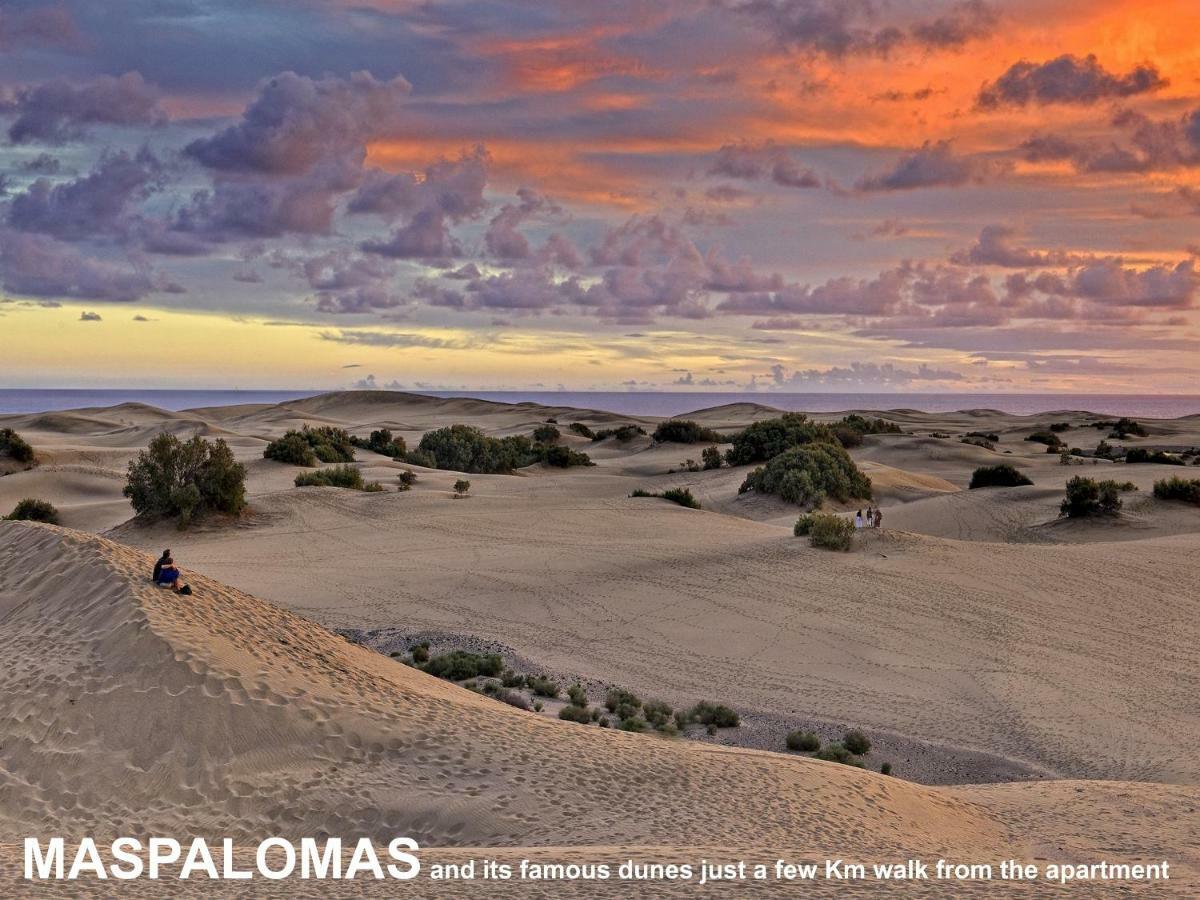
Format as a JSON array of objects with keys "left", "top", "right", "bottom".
[{"left": 1, "top": 391, "right": 1199, "bottom": 893}]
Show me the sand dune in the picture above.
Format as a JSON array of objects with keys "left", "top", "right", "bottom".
[{"left": 1, "top": 521, "right": 1194, "bottom": 896}]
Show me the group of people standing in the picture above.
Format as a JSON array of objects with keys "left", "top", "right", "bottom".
[{"left": 855, "top": 507, "right": 882, "bottom": 529}]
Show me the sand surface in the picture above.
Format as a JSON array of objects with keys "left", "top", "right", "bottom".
[{"left": 2, "top": 391, "right": 1198, "bottom": 894}]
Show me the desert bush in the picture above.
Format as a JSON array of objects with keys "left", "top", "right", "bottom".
[
  {"left": 403, "top": 449, "right": 437, "bottom": 468},
  {"left": 1153, "top": 477, "right": 1200, "bottom": 504},
  {"left": 969, "top": 464, "right": 1033, "bottom": 489},
  {"left": 677, "top": 458, "right": 701, "bottom": 473},
  {"left": 453, "top": 479, "right": 471, "bottom": 497},
  {"left": 1049, "top": 422, "right": 1072, "bottom": 433},
  {"left": 592, "top": 424, "right": 646, "bottom": 442},
  {"left": 294, "top": 465, "right": 364, "bottom": 489},
  {"left": 960, "top": 436, "right": 994, "bottom": 450},
  {"left": 1061, "top": 476, "right": 1123, "bottom": 518},
  {"left": 501, "top": 670, "right": 525, "bottom": 688},
  {"left": 567, "top": 683, "right": 588, "bottom": 706},
  {"left": 422, "top": 651, "right": 503, "bottom": 681},
  {"left": 813, "top": 742, "right": 864, "bottom": 767},
  {"left": 808, "top": 513, "right": 855, "bottom": 551},
  {"left": 397, "top": 469, "right": 417, "bottom": 490},
  {"left": 124, "top": 433, "right": 247, "bottom": 526},
  {"left": 629, "top": 488, "right": 654, "bottom": 498},
  {"left": 738, "top": 443, "right": 871, "bottom": 508},
  {"left": 532, "top": 424, "right": 560, "bottom": 444},
  {"left": 833, "top": 415, "right": 901, "bottom": 447},
  {"left": 786, "top": 730, "right": 820, "bottom": 752},
  {"left": 642, "top": 700, "right": 674, "bottom": 730},
  {"left": 263, "top": 431, "right": 317, "bottom": 466},
  {"left": 568, "top": 422, "right": 595, "bottom": 438},
  {"left": 1110, "top": 417, "right": 1148, "bottom": 438},
  {"left": 527, "top": 675, "right": 559, "bottom": 698},
  {"left": 966, "top": 431, "right": 1000, "bottom": 443},
  {"left": 417, "top": 424, "right": 535, "bottom": 473},
  {"left": 652, "top": 419, "right": 723, "bottom": 444},
  {"left": 364, "top": 481, "right": 385, "bottom": 492},
  {"left": 793, "top": 513, "right": 815, "bottom": 536},
  {"left": 1094, "top": 440, "right": 1116, "bottom": 460},
  {"left": 1124, "top": 448, "right": 1184, "bottom": 465},
  {"left": 0, "top": 428, "right": 36, "bottom": 463},
  {"left": 536, "top": 444, "right": 594, "bottom": 468},
  {"left": 266, "top": 426, "right": 357, "bottom": 466},
  {"left": 725, "top": 413, "right": 836, "bottom": 466},
  {"left": 843, "top": 729, "right": 871, "bottom": 755},
  {"left": 350, "top": 428, "right": 407, "bottom": 459},
  {"left": 411, "top": 643, "right": 430, "bottom": 664},
  {"left": 660, "top": 487, "right": 700, "bottom": 509},
  {"left": 1025, "top": 430, "right": 1062, "bottom": 447},
  {"left": 496, "top": 689, "right": 529, "bottom": 710},
  {"left": 558, "top": 704, "right": 593, "bottom": 724},
  {"left": 687, "top": 701, "right": 739, "bottom": 728},
  {"left": 701, "top": 446, "right": 723, "bottom": 470},
  {"left": 880, "top": 762, "right": 893, "bottom": 775},
  {"left": 5, "top": 498, "right": 59, "bottom": 523},
  {"left": 605, "top": 688, "right": 641, "bottom": 719},
  {"left": 618, "top": 717, "right": 647, "bottom": 732}
]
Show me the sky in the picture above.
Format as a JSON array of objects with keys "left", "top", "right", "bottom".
[{"left": 1, "top": 0, "right": 1199, "bottom": 393}]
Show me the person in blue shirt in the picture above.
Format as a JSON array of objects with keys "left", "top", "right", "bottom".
[{"left": 154, "top": 554, "right": 191, "bottom": 595}]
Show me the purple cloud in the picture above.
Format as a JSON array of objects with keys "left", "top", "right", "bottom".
[
  {"left": 978, "top": 54, "right": 1167, "bottom": 109},
  {"left": 4, "top": 72, "right": 165, "bottom": 145},
  {"left": 856, "top": 141, "right": 1004, "bottom": 191}
]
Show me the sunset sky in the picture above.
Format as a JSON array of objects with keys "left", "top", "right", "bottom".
[{"left": 2, "top": 0, "right": 1200, "bottom": 392}]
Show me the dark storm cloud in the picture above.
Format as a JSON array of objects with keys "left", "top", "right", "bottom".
[
  {"left": 977, "top": 54, "right": 1167, "bottom": 109},
  {"left": 3, "top": 72, "right": 165, "bottom": 144}
]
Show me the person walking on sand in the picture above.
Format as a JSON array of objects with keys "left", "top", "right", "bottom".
[
  {"left": 865, "top": 506, "right": 874, "bottom": 528},
  {"left": 874, "top": 507, "right": 883, "bottom": 529},
  {"left": 855, "top": 510, "right": 863, "bottom": 529}
]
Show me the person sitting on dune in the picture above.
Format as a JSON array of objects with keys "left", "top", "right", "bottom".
[
  {"left": 155, "top": 556, "right": 192, "bottom": 595},
  {"left": 152, "top": 549, "right": 171, "bottom": 583}
]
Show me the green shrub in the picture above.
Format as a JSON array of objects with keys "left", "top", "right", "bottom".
[
  {"left": 568, "top": 422, "right": 595, "bottom": 439},
  {"left": 605, "top": 688, "right": 641, "bottom": 720},
  {"left": 6, "top": 498, "right": 59, "bottom": 523},
  {"left": 266, "top": 426, "right": 357, "bottom": 466},
  {"left": 961, "top": 436, "right": 995, "bottom": 450},
  {"left": 843, "top": 729, "right": 871, "bottom": 755},
  {"left": 880, "top": 762, "right": 893, "bottom": 775},
  {"left": 1125, "top": 448, "right": 1184, "bottom": 465},
  {"left": 403, "top": 449, "right": 437, "bottom": 468},
  {"left": 0, "top": 428, "right": 36, "bottom": 464},
  {"left": 536, "top": 444, "right": 594, "bottom": 468},
  {"left": 124, "top": 433, "right": 247, "bottom": 526},
  {"left": 786, "top": 730, "right": 820, "bottom": 752},
  {"left": 965, "top": 431, "right": 1000, "bottom": 443},
  {"left": 264, "top": 431, "right": 317, "bottom": 466},
  {"left": 1049, "top": 422, "right": 1072, "bottom": 433},
  {"left": 1110, "top": 417, "right": 1148, "bottom": 438},
  {"left": 793, "top": 514, "right": 815, "bottom": 536},
  {"left": 532, "top": 424, "right": 561, "bottom": 444},
  {"left": 422, "top": 651, "right": 503, "bottom": 681},
  {"left": 808, "top": 513, "right": 855, "bottom": 551},
  {"left": 1153, "top": 477, "right": 1200, "bottom": 504},
  {"left": 1093, "top": 440, "right": 1115, "bottom": 459},
  {"left": 688, "top": 701, "right": 739, "bottom": 728},
  {"left": 592, "top": 424, "right": 645, "bottom": 442},
  {"left": 294, "top": 465, "right": 364, "bottom": 489},
  {"left": 558, "top": 704, "right": 592, "bottom": 724},
  {"left": 527, "top": 675, "right": 559, "bottom": 698},
  {"left": 969, "top": 464, "right": 1033, "bottom": 489},
  {"left": 832, "top": 415, "right": 902, "bottom": 448},
  {"left": 397, "top": 470, "right": 417, "bottom": 491},
  {"left": 630, "top": 488, "right": 654, "bottom": 498},
  {"left": 726, "top": 413, "right": 836, "bottom": 466},
  {"left": 652, "top": 419, "right": 723, "bottom": 444},
  {"left": 496, "top": 689, "right": 529, "bottom": 710},
  {"left": 642, "top": 700, "right": 674, "bottom": 730},
  {"left": 1025, "top": 430, "right": 1062, "bottom": 447},
  {"left": 350, "top": 428, "right": 407, "bottom": 459},
  {"left": 567, "top": 683, "right": 588, "bottom": 706},
  {"left": 813, "top": 742, "right": 864, "bottom": 767},
  {"left": 701, "top": 446, "right": 723, "bottom": 470},
  {"left": 453, "top": 478, "right": 471, "bottom": 496},
  {"left": 417, "top": 424, "right": 535, "bottom": 473},
  {"left": 501, "top": 670, "right": 525, "bottom": 688},
  {"left": 1061, "top": 476, "right": 1123, "bottom": 518},
  {"left": 364, "top": 481, "right": 385, "bottom": 492},
  {"left": 618, "top": 717, "right": 646, "bottom": 732},
  {"left": 660, "top": 487, "right": 700, "bottom": 509},
  {"left": 411, "top": 643, "right": 430, "bottom": 665},
  {"left": 738, "top": 443, "right": 871, "bottom": 508}
]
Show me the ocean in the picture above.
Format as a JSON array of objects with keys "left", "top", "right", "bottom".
[{"left": 2, "top": 389, "right": 1200, "bottom": 418}]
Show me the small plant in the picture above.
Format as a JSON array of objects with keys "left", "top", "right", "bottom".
[
  {"left": 397, "top": 469, "right": 417, "bottom": 491},
  {"left": 558, "top": 704, "right": 593, "bottom": 724},
  {"left": 652, "top": 419, "right": 723, "bottom": 444},
  {"left": 1110, "top": 417, "right": 1148, "bottom": 438},
  {"left": 813, "top": 742, "right": 864, "bottom": 767},
  {"left": 0, "top": 428, "right": 35, "bottom": 464},
  {"left": 605, "top": 688, "right": 642, "bottom": 720},
  {"left": 880, "top": 762, "right": 893, "bottom": 775},
  {"left": 965, "top": 431, "right": 1000, "bottom": 443},
  {"left": 567, "top": 683, "right": 588, "bottom": 706},
  {"left": 422, "top": 651, "right": 503, "bottom": 681},
  {"left": 793, "top": 514, "right": 815, "bottom": 536},
  {"left": 661, "top": 487, "right": 700, "bottom": 509},
  {"left": 1061, "top": 476, "right": 1123, "bottom": 518},
  {"left": 527, "top": 675, "right": 559, "bottom": 698},
  {"left": 701, "top": 446, "right": 723, "bottom": 470},
  {"left": 532, "top": 424, "right": 560, "bottom": 444},
  {"left": 295, "top": 465, "right": 364, "bottom": 490},
  {"left": 687, "top": 701, "right": 739, "bottom": 728},
  {"left": 364, "top": 481, "right": 385, "bottom": 492},
  {"left": 535, "top": 445, "right": 594, "bottom": 468},
  {"left": 786, "top": 730, "right": 820, "bottom": 752},
  {"left": 1153, "top": 477, "right": 1200, "bottom": 505},
  {"left": 808, "top": 513, "right": 855, "bottom": 551},
  {"left": 642, "top": 700, "right": 674, "bottom": 730},
  {"left": 496, "top": 689, "right": 529, "bottom": 710},
  {"left": 1125, "top": 448, "right": 1184, "bottom": 466},
  {"left": 843, "top": 729, "right": 871, "bottom": 755},
  {"left": 453, "top": 479, "right": 471, "bottom": 497},
  {"left": 5, "top": 498, "right": 59, "bottom": 523},
  {"left": 411, "top": 643, "right": 430, "bottom": 664},
  {"left": 591, "top": 424, "right": 646, "bottom": 442},
  {"left": 1025, "top": 430, "right": 1062, "bottom": 448},
  {"left": 533, "top": 701, "right": 543, "bottom": 712},
  {"left": 568, "top": 422, "right": 595, "bottom": 439},
  {"left": 618, "top": 717, "right": 646, "bottom": 732},
  {"left": 969, "top": 464, "right": 1033, "bottom": 489},
  {"left": 501, "top": 670, "right": 526, "bottom": 688}
]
